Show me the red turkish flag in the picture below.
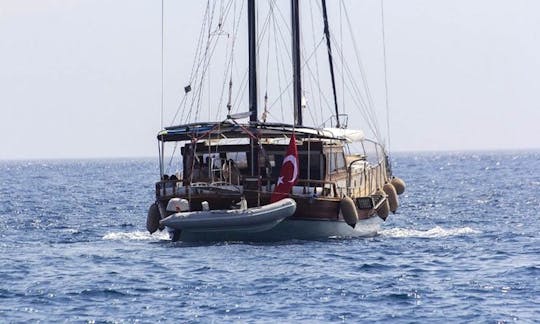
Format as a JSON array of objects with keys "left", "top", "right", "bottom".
[{"left": 271, "top": 134, "right": 299, "bottom": 203}]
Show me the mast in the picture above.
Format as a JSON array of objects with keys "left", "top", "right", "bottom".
[
  {"left": 247, "top": 0, "right": 259, "bottom": 177},
  {"left": 291, "top": 0, "right": 302, "bottom": 126},
  {"left": 321, "top": 0, "right": 340, "bottom": 128},
  {"left": 248, "top": 0, "right": 258, "bottom": 123}
]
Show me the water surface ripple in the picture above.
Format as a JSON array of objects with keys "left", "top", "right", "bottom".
[{"left": 1, "top": 152, "right": 539, "bottom": 322}]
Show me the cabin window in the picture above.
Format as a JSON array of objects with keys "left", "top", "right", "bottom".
[
  {"left": 328, "top": 151, "right": 346, "bottom": 173},
  {"left": 299, "top": 153, "right": 323, "bottom": 180},
  {"left": 329, "top": 153, "right": 336, "bottom": 173},
  {"left": 336, "top": 153, "right": 346, "bottom": 170},
  {"left": 267, "top": 152, "right": 324, "bottom": 181},
  {"left": 270, "top": 154, "right": 284, "bottom": 178},
  {"left": 200, "top": 153, "right": 220, "bottom": 167},
  {"left": 266, "top": 154, "right": 276, "bottom": 167},
  {"left": 227, "top": 152, "right": 248, "bottom": 170}
]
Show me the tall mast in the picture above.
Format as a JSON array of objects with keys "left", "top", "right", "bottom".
[
  {"left": 248, "top": 0, "right": 258, "bottom": 123},
  {"left": 321, "top": 0, "right": 340, "bottom": 128},
  {"left": 247, "top": 0, "right": 259, "bottom": 178},
  {"left": 291, "top": 0, "right": 302, "bottom": 126}
]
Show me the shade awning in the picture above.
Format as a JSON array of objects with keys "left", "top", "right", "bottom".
[{"left": 157, "top": 121, "right": 361, "bottom": 143}]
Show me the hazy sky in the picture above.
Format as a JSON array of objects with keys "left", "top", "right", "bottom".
[{"left": 1, "top": 0, "right": 539, "bottom": 160}]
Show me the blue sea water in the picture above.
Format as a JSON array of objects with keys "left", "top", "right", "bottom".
[{"left": 1, "top": 151, "right": 539, "bottom": 322}]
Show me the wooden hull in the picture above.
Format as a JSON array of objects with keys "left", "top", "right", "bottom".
[
  {"left": 156, "top": 189, "right": 384, "bottom": 241},
  {"left": 158, "top": 193, "right": 378, "bottom": 222}
]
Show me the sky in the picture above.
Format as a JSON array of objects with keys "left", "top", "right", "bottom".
[{"left": 1, "top": 0, "right": 539, "bottom": 160}]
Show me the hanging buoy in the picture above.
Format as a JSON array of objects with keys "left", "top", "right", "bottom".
[
  {"left": 375, "top": 188, "right": 390, "bottom": 221},
  {"left": 340, "top": 196, "right": 358, "bottom": 228},
  {"left": 391, "top": 177, "right": 406, "bottom": 195},
  {"left": 146, "top": 203, "right": 161, "bottom": 234},
  {"left": 383, "top": 182, "right": 399, "bottom": 213}
]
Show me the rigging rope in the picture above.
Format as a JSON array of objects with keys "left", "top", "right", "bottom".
[
  {"left": 271, "top": 5, "right": 286, "bottom": 122},
  {"left": 167, "top": 0, "right": 233, "bottom": 172},
  {"left": 160, "top": 0, "right": 164, "bottom": 129},
  {"left": 213, "top": 0, "right": 237, "bottom": 120},
  {"left": 184, "top": 1, "right": 235, "bottom": 124},
  {"left": 174, "top": 1, "right": 210, "bottom": 125},
  {"left": 167, "top": 0, "right": 386, "bottom": 148},
  {"left": 336, "top": 3, "right": 385, "bottom": 146},
  {"left": 381, "top": 0, "right": 391, "bottom": 153},
  {"left": 308, "top": 1, "right": 324, "bottom": 126},
  {"left": 339, "top": 0, "right": 345, "bottom": 116}
]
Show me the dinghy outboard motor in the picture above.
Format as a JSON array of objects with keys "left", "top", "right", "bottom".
[
  {"left": 166, "top": 198, "right": 189, "bottom": 213},
  {"left": 201, "top": 201, "right": 210, "bottom": 211},
  {"left": 164, "top": 198, "right": 190, "bottom": 242}
]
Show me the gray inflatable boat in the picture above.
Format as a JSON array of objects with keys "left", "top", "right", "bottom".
[{"left": 160, "top": 198, "right": 297, "bottom": 233}]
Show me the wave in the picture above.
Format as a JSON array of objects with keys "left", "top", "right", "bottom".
[
  {"left": 102, "top": 227, "right": 480, "bottom": 241},
  {"left": 102, "top": 230, "right": 169, "bottom": 241},
  {"left": 380, "top": 226, "right": 480, "bottom": 238}
]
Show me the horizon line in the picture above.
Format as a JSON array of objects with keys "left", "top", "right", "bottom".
[{"left": 1, "top": 147, "right": 539, "bottom": 162}]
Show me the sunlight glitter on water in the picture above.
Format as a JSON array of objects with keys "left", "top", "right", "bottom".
[
  {"left": 102, "top": 231, "right": 169, "bottom": 241},
  {"left": 380, "top": 226, "right": 481, "bottom": 238},
  {"left": 1, "top": 153, "right": 538, "bottom": 322}
]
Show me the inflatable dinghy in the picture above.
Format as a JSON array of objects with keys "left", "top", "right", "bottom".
[{"left": 160, "top": 198, "right": 296, "bottom": 233}]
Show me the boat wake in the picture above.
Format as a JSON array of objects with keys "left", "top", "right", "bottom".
[
  {"left": 380, "top": 226, "right": 480, "bottom": 238},
  {"left": 102, "top": 231, "right": 169, "bottom": 241}
]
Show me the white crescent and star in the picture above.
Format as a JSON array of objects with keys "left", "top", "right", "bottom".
[{"left": 277, "top": 154, "right": 298, "bottom": 186}]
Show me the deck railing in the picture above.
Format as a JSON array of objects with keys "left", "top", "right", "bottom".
[{"left": 344, "top": 140, "right": 389, "bottom": 197}]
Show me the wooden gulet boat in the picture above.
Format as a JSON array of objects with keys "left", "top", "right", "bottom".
[{"left": 146, "top": 0, "right": 406, "bottom": 242}]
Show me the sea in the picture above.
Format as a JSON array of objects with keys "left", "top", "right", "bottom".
[{"left": 1, "top": 151, "right": 539, "bottom": 323}]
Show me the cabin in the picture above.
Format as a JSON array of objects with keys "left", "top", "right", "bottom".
[{"left": 155, "top": 122, "right": 387, "bottom": 215}]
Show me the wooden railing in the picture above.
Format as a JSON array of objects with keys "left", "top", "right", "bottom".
[
  {"left": 344, "top": 140, "right": 389, "bottom": 197},
  {"left": 295, "top": 179, "right": 338, "bottom": 198},
  {"left": 156, "top": 177, "right": 342, "bottom": 200}
]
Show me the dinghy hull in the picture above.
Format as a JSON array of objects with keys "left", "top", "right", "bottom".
[
  {"left": 161, "top": 198, "right": 297, "bottom": 234},
  {"left": 169, "top": 216, "right": 382, "bottom": 242}
]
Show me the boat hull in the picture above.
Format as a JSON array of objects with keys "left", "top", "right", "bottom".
[{"left": 167, "top": 216, "right": 382, "bottom": 242}]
